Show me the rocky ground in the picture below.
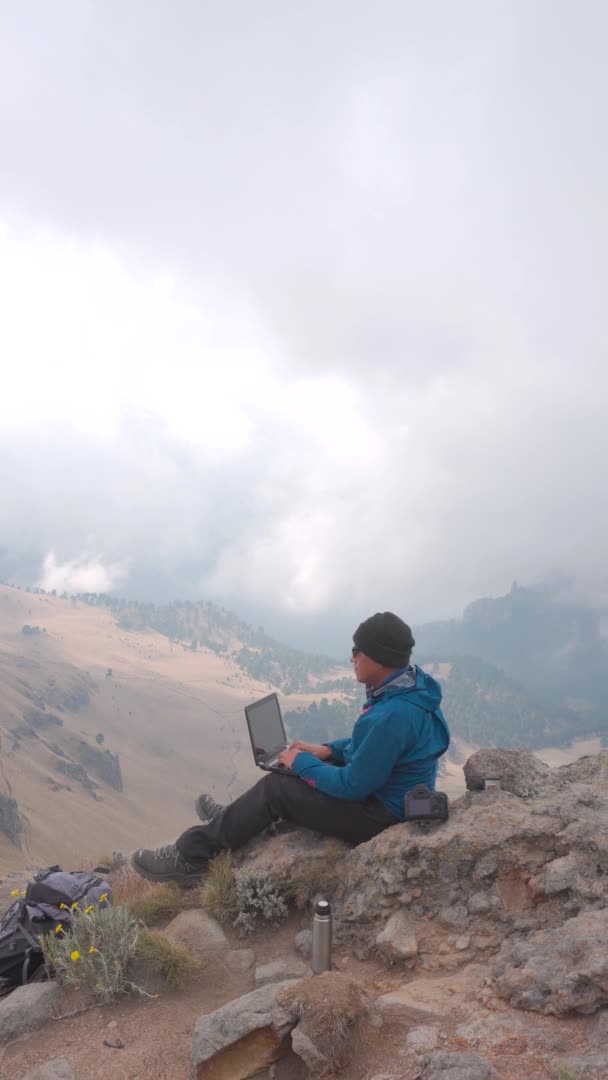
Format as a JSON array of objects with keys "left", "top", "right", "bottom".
[{"left": 4, "top": 748, "right": 608, "bottom": 1078}]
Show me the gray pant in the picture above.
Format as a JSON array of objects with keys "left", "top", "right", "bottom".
[{"left": 176, "top": 771, "right": 399, "bottom": 866}]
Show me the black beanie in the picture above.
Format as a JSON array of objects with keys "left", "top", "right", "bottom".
[{"left": 353, "top": 612, "right": 415, "bottom": 668}]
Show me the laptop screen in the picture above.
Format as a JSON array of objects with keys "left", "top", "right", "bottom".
[{"left": 246, "top": 694, "right": 286, "bottom": 762}]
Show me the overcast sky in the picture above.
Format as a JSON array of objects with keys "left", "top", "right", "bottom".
[{"left": 1, "top": 1, "right": 606, "bottom": 651}]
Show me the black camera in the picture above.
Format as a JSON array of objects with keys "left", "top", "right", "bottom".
[{"left": 404, "top": 784, "right": 449, "bottom": 823}]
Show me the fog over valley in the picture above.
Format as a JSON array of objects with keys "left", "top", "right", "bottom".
[{"left": 1, "top": 1, "right": 607, "bottom": 652}]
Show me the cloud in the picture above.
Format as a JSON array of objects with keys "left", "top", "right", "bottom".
[
  {"left": 39, "top": 552, "right": 126, "bottom": 595},
  {"left": 0, "top": 3, "right": 607, "bottom": 645}
]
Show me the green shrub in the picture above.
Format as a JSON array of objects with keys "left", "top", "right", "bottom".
[
  {"left": 199, "top": 854, "right": 288, "bottom": 935},
  {"left": 233, "top": 867, "right": 288, "bottom": 935},
  {"left": 136, "top": 929, "right": 201, "bottom": 990},
  {"left": 42, "top": 902, "right": 139, "bottom": 1003}
]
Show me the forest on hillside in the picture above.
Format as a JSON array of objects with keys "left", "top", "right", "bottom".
[
  {"left": 4, "top": 584, "right": 604, "bottom": 749},
  {"left": 8, "top": 586, "right": 347, "bottom": 694}
]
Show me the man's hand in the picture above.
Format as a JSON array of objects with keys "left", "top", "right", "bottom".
[
  {"left": 288, "top": 741, "right": 333, "bottom": 761},
  {"left": 277, "top": 746, "right": 300, "bottom": 768}
]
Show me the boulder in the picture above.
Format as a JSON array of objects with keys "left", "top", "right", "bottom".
[
  {"left": 191, "top": 980, "right": 297, "bottom": 1079},
  {"left": 0, "top": 982, "right": 62, "bottom": 1044},
  {"left": 376, "top": 965, "right": 491, "bottom": 1019},
  {"left": 375, "top": 909, "right": 417, "bottom": 962},
  {"left": 405, "top": 1024, "right": 440, "bottom": 1052},
  {"left": 234, "top": 827, "right": 349, "bottom": 884},
  {"left": 553, "top": 1052, "right": 608, "bottom": 1075},
  {"left": 255, "top": 959, "right": 308, "bottom": 986},
  {"left": 294, "top": 930, "right": 313, "bottom": 960},
  {"left": 21, "top": 1059, "right": 75, "bottom": 1080},
  {"left": 419, "top": 1050, "right": 496, "bottom": 1079},
  {"left": 164, "top": 908, "right": 228, "bottom": 960},
  {"left": 463, "top": 747, "right": 550, "bottom": 797},
  {"left": 335, "top": 751, "right": 608, "bottom": 964},
  {"left": 290, "top": 1024, "right": 329, "bottom": 1076},
  {"left": 494, "top": 908, "right": 608, "bottom": 1014}
]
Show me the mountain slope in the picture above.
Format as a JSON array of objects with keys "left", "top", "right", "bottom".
[{"left": 0, "top": 586, "right": 330, "bottom": 872}]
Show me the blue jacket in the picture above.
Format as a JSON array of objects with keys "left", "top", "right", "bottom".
[{"left": 290, "top": 666, "right": 450, "bottom": 819}]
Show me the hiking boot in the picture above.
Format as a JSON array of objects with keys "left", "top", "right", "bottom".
[
  {"left": 130, "top": 843, "right": 205, "bottom": 887},
  {"left": 195, "top": 793, "right": 224, "bottom": 823}
]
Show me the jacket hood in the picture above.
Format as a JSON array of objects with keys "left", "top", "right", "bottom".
[{"left": 371, "top": 665, "right": 443, "bottom": 712}]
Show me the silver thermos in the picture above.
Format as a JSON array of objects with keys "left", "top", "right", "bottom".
[{"left": 312, "top": 899, "right": 332, "bottom": 974}]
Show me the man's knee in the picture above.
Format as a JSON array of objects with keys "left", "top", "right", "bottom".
[{"left": 261, "top": 771, "right": 301, "bottom": 817}]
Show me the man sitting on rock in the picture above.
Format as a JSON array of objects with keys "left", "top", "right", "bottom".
[{"left": 131, "top": 612, "right": 451, "bottom": 886}]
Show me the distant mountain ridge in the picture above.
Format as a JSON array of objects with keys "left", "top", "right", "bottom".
[
  {"left": 2, "top": 579, "right": 605, "bottom": 758},
  {"left": 417, "top": 581, "right": 608, "bottom": 722}
]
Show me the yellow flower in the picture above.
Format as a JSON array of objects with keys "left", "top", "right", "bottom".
[
  {"left": 84, "top": 905, "right": 93, "bottom": 914},
  {"left": 70, "top": 902, "right": 78, "bottom": 909},
  {"left": 59, "top": 903, "right": 67, "bottom": 910},
  {"left": 99, "top": 893, "right": 108, "bottom": 903},
  {"left": 89, "top": 946, "right": 96, "bottom": 954},
  {"left": 70, "top": 950, "right": 80, "bottom": 961},
  {"left": 55, "top": 924, "right": 63, "bottom": 933},
  {"left": 10, "top": 889, "right": 19, "bottom": 896}
]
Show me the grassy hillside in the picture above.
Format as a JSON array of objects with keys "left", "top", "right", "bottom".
[{"left": 0, "top": 586, "right": 331, "bottom": 873}]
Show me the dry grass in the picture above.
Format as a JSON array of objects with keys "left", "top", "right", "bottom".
[
  {"left": 110, "top": 866, "right": 196, "bottom": 925},
  {"left": 198, "top": 852, "right": 238, "bottom": 924},
  {"left": 283, "top": 843, "right": 345, "bottom": 909},
  {"left": 136, "top": 929, "right": 201, "bottom": 991},
  {"left": 279, "top": 971, "right": 370, "bottom": 1072}
]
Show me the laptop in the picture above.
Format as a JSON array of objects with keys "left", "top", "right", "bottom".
[{"left": 245, "top": 692, "right": 294, "bottom": 775}]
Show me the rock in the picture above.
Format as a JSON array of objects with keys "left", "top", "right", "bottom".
[
  {"left": 0, "top": 981, "right": 62, "bottom": 1044},
  {"left": 226, "top": 949, "right": 256, "bottom": 976},
  {"left": 20, "top": 1060, "right": 75, "bottom": 1080},
  {"left": 290, "top": 1025, "right": 329, "bottom": 1075},
  {"left": 553, "top": 1052, "right": 608, "bottom": 1075},
  {"left": 191, "top": 980, "right": 297, "bottom": 1079},
  {"left": 454, "top": 935, "right": 470, "bottom": 951},
  {"left": 294, "top": 930, "right": 313, "bottom": 960},
  {"left": 542, "top": 853, "right": 580, "bottom": 895},
  {"left": 377, "top": 965, "right": 491, "bottom": 1018},
  {"left": 463, "top": 747, "right": 550, "bottom": 797},
  {"left": 70, "top": 738, "right": 123, "bottom": 791},
  {"left": 235, "top": 828, "right": 349, "bottom": 883},
  {"left": 376, "top": 909, "right": 418, "bottom": 962},
  {"left": 0, "top": 792, "right": 25, "bottom": 845},
  {"left": 437, "top": 904, "right": 469, "bottom": 931},
  {"left": 334, "top": 750, "right": 608, "bottom": 963},
  {"left": 405, "top": 1024, "right": 440, "bottom": 1052},
  {"left": 255, "top": 959, "right": 308, "bottom": 986},
  {"left": 164, "top": 908, "right": 228, "bottom": 960},
  {"left": 495, "top": 908, "right": 608, "bottom": 1014},
  {"left": 467, "top": 891, "right": 491, "bottom": 914},
  {"left": 420, "top": 1050, "right": 497, "bottom": 1079}
]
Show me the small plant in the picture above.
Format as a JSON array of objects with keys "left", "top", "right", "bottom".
[
  {"left": 233, "top": 867, "right": 288, "bottom": 936},
  {"left": 136, "top": 929, "right": 201, "bottom": 990},
  {"left": 111, "top": 868, "right": 195, "bottom": 925},
  {"left": 556, "top": 1069, "right": 582, "bottom": 1080},
  {"left": 283, "top": 847, "right": 343, "bottom": 910},
  {"left": 280, "top": 971, "right": 369, "bottom": 1072},
  {"left": 126, "top": 883, "right": 195, "bottom": 925},
  {"left": 199, "top": 853, "right": 288, "bottom": 935},
  {"left": 42, "top": 902, "right": 139, "bottom": 1003},
  {"left": 199, "top": 852, "right": 239, "bottom": 924}
]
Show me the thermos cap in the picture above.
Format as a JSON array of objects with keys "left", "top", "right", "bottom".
[{"left": 315, "top": 899, "right": 331, "bottom": 915}]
